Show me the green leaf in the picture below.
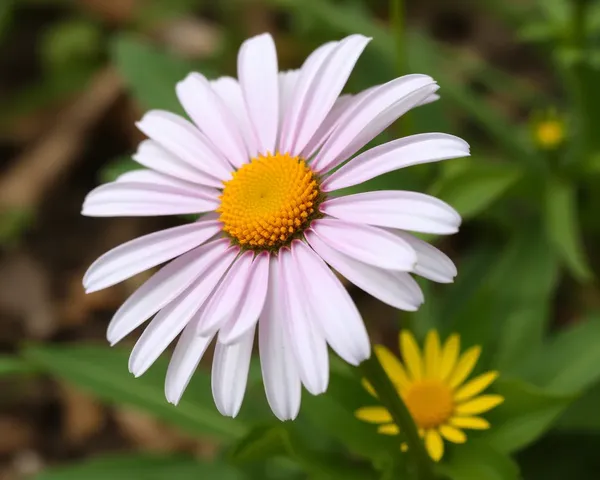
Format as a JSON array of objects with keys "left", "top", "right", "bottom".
[
  {"left": 544, "top": 176, "right": 593, "bottom": 282},
  {"left": 111, "top": 35, "right": 193, "bottom": 115},
  {"left": 301, "top": 372, "right": 398, "bottom": 462},
  {"left": 518, "top": 315, "right": 600, "bottom": 393},
  {"left": 230, "top": 424, "right": 287, "bottom": 462},
  {"left": 437, "top": 442, "right": 521, "bottom": 480},
  {"left": 444, "top": 227, "right": 558, "bottom": 361},
  {"left": 24, "top": 344, "right": 247, "bottom": 440},
  {"left": 490, "top": 232, "right": 559, "bottom": 371},
  {"left": 34, "top": 454, "right": 244, "bottom": 480},
  {"left": 0, "top": 355, "right": 35, "bottom": 376},
  {"left": 482, "top": 376, "right": 572, "bottom": 453},
  {"left": 100, "top": 156, "right": 141, "bottom": 183},
  {"left": 430, "top": 160, "right": 523, "bottom": 220},
  {"left": 230, "top": 423, "right": 377, "bottom": 480},
  {"left": 556, "top": 381, "right": 600, "bottom": 432}
]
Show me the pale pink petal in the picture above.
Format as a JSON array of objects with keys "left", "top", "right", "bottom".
[
  {"left": 391, "top": 231, "right": 457, "bottom": 283},
  {"left": 136, "top": 110, "right": 232, "bottom": 182},
  {"left": 196, "top": 251, "right": 255, "bottom": 336},
  {"left": 106, "top": 239, "right": 232, "bottom": 345},
  {"left": 218, "top": 252, "right": 270, "bottom": 344},
  {"left": 288, "top": 35, "right": 371, "bottom": 155},
  {"left": 321, "top": 191, "right": 461, "bottom": 235},
  {"left": 278, "top": 41, "right": 338, "bottom": 154},
  {"left": 302, "top": 90, "right": 372, "bottom": 160},
  {"left": 419, "top": 93, "right": 440, "bottom": 105},
  {"left": 280, "top": 246, "right": 329, "bottom": 395},
  {"left": 311, "top": 74, "right": 437, "bottom": 173},
  {"left": 322, "top": 133, "right": 470, "bottom": 191},
  {"left": 134, "top": 140, "right": 224, "bottom": 187},
  {"left": 211, "top": 76, "right": 259, "bottom": 158},
  {"left": 177, "top": 73, "right": 248, "bottom": 168},
  {"left": 128, "top": 246, "right": 238, "bottom": 376},
  {"left": 83, "top": 218, "right": 222, "bottom": 293},
  {"left": 305, "top": 230, "right": 423, "bottom": 311},
  {"left": 293, "top": 240, "right": 370, "bottom": 365},
  {"left": 238, "top": 33, "right": 279, "bottom": 154},
  {"left": 311, "top": 218, "right": 417, "bottom": 271},
  {"left": 278, "top": 70, "right": 300, "bottom": 130},
  {"left": 212, "top": 326, "right": 255, "bottom": 417},
  {"left": 81, "top": 182, "right": 219, "bottom": 217},
  {"left": 115, "top": 169, "right": 218, "bottom": 199},
  {"left": 259, "top": 255, "right": 301, "bottom": 421},
  {"left": 165, "top": 318, "right": 213, "bottom": 405}
]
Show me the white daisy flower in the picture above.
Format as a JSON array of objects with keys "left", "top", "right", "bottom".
[{"left": 82, "top": 33, "right": 469, "bottom": 421}]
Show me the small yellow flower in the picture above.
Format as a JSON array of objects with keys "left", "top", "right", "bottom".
[
  {"left": 531, "top": 110, "right": 565, "bottom": 150},
  {"left": 355, "top": 330, "right": 503, "bottom": 462}
]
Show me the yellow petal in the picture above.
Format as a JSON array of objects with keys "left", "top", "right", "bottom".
[
  {"left": 439, "top": 425, "right": 467, "bottom": 443},
  {"left": 378, "top": 423, "right": 400, "bottom": 436},
  {"left": 438, "top": 334, "right": 460, "bottom": 380},
  {"left": 454, "top": 371, "right": 499, "bottom": 402},
  {"left": 448, "top": 346, "right": 481, "bottom": 389},
  {"left": 424, "top": 330, "right": 441, "bottom": 378},
  {"left": 355, "top": 406, "right": 392, "bottom": 424},
  {"left": 450, "top": 416, "right": 490, "bottom": 430},
  {"left": 400, "top": 330, "right": 423, "bottom": 381},
  {"left": 401, "top": 443, "right": 408, "bottom": 452},
  {"left": 425, "top": 429, "right": 444, "bottom": 462},
  {"left": 375, "top": 345, "right": 411, "bottom": 390},
  {"left": 362, "top": 378, "right": 377, "bottom": 398},
  {"left": 455, "top": 395, "right": 504, "bottom": 415}
]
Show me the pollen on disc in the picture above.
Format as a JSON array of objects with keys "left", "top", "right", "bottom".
[{"left": 217, "top": 153, "right": 321, "bottom": 250}]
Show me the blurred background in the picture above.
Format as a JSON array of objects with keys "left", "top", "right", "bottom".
[{"left": 1, "top": 0, "right": 600, "bottom": 479}]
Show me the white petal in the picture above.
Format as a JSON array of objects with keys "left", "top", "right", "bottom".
[
  {"left": 259, "top": 255, "right": 301, "bottom": 421},
  {"left": 211, "top": 76, "right": 259, "bottom": 158},
  {"left": 293, "top": 240, "right": 370, "bottom": 365},
  {"left": 128, "top": 246, "right": 238, "bottom": 377},
  {"left": 106, "top": 239, "right": 231, "bottom": 345},
  {"left": 237, "top": 33, "right": 279, "bottom": 154},
  {"left": 196, "top": 250, "right": 255, "bottom": 336},
  {"left": 289, "top": 35, "right": 371, "bottom": 155},
  {"left": 311, "top": 218, "right": 417, "bottom": 271},
  {"left": 321, "top": 191, "right": 461, "bottom": 235},
  {"left": 278, "top": 69, "right": 300, "bottom": 129},
  {"left": 419, "top": 93, "right": 440, "bottom": 106},
  {"left": 305, "top": 229, "right": 423, "bottom": 311},
  {"left": 322, "top": 133, "right": 470, "bottom": 191},
  {"left": 81, "top": 182, "right": 219, "bottom": 217},
  {"left": 218, "top": 251, "right": 270, "bottom": 344},
  {"left": 115, "top": 169, "right": 218, "bottom": 199},
  {"left": 278, "top": 41, "right": 338, "bottom": 155},
  {"left": 177, "top": 73, "right": 248, "bottom": 168},
  {"left": 134, "top": 140, "right": 224, "bottom": 187},
  {"left": 311, "top": 74, "right": 438, "bottom": 173},
  {"left": 136, "top": 110, "right": 232, "bottom": 182},
  {"left": 84, "top": 218, "right": 222, "bottom": 293},
  {"left": 212, "top": 326, "right": 255, "bottom": 417},
  {"left": 391, "top": 231, "right": 457, "bottom": 283},
  {"left": 165, "top": 319, "right": 213, "bottom": 405},
  {"left": 280, "top": 245, "right": 329, "bottom": 395},
  {"left": 302, "top": 91, "right": 370, "bottom": 160}
]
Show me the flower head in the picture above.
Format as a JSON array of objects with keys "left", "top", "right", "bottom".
[
  {"left": 531, "top": 110, "right": 565, "bottom": 150},
  {"left": 356, "top": 330, "right": 503, "bottom": 461},
  {"left": 82, "top": 33, "right": 469, "bottom": 421}
]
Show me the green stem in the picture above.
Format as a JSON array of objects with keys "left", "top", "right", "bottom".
[
  {"left": 358, "top": 355, "right": 437, "bottom": 480},
  {"left": 390, "top": 0, "right": 405, "bottom": 75}
]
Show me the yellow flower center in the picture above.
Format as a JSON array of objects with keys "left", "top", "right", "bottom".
[
  {"left": 404, "top": 380, "right": 454, "bottom": 429},
  {"left": 218, "top": 152, "right": 321, "bottom": 250}
]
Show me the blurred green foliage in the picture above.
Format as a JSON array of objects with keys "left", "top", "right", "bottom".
[{"left": 2, "top": 0, "right": 600, "bottom": 478}]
